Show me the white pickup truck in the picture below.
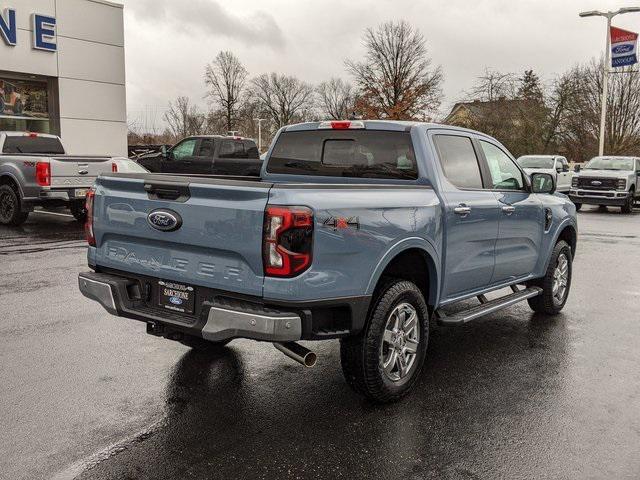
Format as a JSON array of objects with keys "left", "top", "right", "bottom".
[{"left": 0, "top": 132, "right": 116, "bottom": 225}]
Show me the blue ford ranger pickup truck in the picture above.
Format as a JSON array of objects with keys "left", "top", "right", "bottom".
[{"left": 78, "top": 120, "right": 577, "bottom": 403}]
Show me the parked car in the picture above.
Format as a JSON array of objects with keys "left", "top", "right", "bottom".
[
  {"left": 111, "top": 157, "right": 149, "bottom": 174},
  {"left": 569, "top": 156, "right": 640, "bottom": 213},
  {"left": 0, "top": 132, "right": 116, "bottom": 225},
  {"left": 517, "top": 155, "right": 571, "bottom": 193},
  {"left": 136, "top": 135, "right": 262, "bottom": 176},
  {"left": 78, "top": 120, "right": 577, "bottom": 403}
]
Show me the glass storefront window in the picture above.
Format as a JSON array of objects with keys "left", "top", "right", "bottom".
[{"left": 0, "top": 77, "right": 51, "bottom": 133}]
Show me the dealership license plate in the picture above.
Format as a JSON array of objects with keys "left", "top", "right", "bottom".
[
  {"left": 158, "top": 280, "right": 195, "bottom": 314},
  {"left": 74, "top": 188, "right": 88, "bottom": 198}
]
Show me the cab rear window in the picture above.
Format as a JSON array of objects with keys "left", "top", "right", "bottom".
[
  {"left": 266, "top": 130, "right": 418, "bottom": 179},
  {"left": 3, "top": 136, "right": 64, "bottom": 154}
]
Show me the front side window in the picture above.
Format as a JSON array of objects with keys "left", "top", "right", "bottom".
[
  {"left": 481, "top": 141, "right": 524, "bottom": 190},
  {"left": 433, "top": 134, "right": 483, "bottom": 189},
  {"left": 172, "top": 139, "right": 197, "bottom": 160}
]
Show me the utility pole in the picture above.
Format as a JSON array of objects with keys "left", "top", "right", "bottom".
[
  {"left": 579, "top": 7, "right": 640, "bottom": 156},
  {"left": 253, "top": 118, "right": 266, "bottom": 151}
]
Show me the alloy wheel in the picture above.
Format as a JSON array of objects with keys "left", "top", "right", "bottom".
[{"left": 379, "top": 302, "right": 420, "bottom": 382}]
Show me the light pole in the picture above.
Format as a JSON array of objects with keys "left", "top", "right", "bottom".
[
  {"left": 579, "top": 7, "right": 640, "bottom": 156},
  {"left": 253, "top": 118, "right": 266, "bottom": 151}
]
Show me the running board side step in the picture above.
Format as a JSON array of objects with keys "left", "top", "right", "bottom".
[{"left": 436, "top": 286, "right": 543, "bottom": 326}]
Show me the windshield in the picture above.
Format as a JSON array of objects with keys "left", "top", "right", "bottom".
[
  {"left": 584, "top": 157, "right": 634, "bottom": 171},
  {"left": 267, "top": 130, "right": 418, "bottom": 179},
  {"left": 517, "top": 156, "right": 555, "bottom": 169},
  {"left": 2, "top": 136, "right": 65, "bottom": 154}
]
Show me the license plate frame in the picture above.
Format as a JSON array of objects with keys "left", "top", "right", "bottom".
[
  {"left": 74, "top": 188, "right": 88, "bottom": 198},
  {"left": 157, "top": 280, "right": 195, "bottom": 314}
]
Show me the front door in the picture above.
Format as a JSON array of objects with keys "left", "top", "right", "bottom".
[
  {"left": 478, "top": 140, "right": 544, "bottom": 284},
  {"left": 162, "top": 138, "right": 199, "bottom": 173},
  {"left": 431, "top": 132, "right": 501, "bottom": 300}
]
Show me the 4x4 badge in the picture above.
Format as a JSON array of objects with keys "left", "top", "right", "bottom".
[{"left": 322, "top": 216, "right": 359, "bottom": 231}]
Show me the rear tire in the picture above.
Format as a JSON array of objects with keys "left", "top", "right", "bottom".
[
  {"left": 0, "top": 184, "right": 29, "bottom": 226},
  {"left": 340, "top": 279, "right": 429, "bottom": 403},
  {"left": 527, "top": 240, "right": 572, "bottom": 315}
]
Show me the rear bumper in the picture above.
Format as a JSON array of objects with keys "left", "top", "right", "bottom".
[
  {"left": 78, "top": 270, "right": 370, "bottom": 342},
  {"left": 569, "top": 189, "right": 630, "bottom": 206},
  {"left": 23, "top": 188, "right": 89, "bottom": 205}
]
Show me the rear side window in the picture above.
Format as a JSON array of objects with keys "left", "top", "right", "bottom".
[
  {"left": 3, "top": 136, "right": 64, "bottom": 154},
  {"left": 267, "top": 130, "right": 418, "bottom": 179},
  {"left": 219, "top": 140, "right": 246, "bottom": 158},
  {"left": 433, "top": 134, "right": 483, "bottom": 189},
  {"left": 243, "top": 140, "right": 259, "bottom": 159}
]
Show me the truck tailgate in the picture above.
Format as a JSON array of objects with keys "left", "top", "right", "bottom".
[
  {"left": 92, "top": 174, "right": 272, "bottom": 297},
  {"left": 50, "top": 156, "right": 112, "bottom": 189}
]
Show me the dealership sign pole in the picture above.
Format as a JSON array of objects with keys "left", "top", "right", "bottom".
[{"left": 580, "top": 8, "right": 640, "bottom": 156}]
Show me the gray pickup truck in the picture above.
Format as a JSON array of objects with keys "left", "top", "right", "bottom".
[
  {"left": 79, "top": 120, "right": 578, "bottom": 403},
  {"left": 0, "top": 132, "right": 115, "bottom": 225}
]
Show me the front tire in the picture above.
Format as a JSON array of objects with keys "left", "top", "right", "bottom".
[
  {"left": 621, "top": 190, "right": 634, "bottom": 214},
  {"left": 573, "top": 202, "right": 582, "bottom": 211},
  {"left": 340, "top": 279, "right": 429, "bottom": 403},
  {"left": 527, "top": 240, "right": 572, "bottom": 315},
  {"left": 0, "top": 184, "right": 29, "bottom": 226}
]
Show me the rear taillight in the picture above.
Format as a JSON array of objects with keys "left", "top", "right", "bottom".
[
  {"left": 112, "top": 162, "right": 118, "bottom": 172},
  {"left": 263, "top": 206, "right": 313, "bottom": 277},
  {"left": 85, "top": 189, "right": 96, "bottom": 246},
  {"left": 35, "top": 162, "right": 51, "bottom": 186}
]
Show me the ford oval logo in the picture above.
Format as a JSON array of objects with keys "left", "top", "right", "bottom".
[
  {"left": 147, "top": 209, "right": 182, "bottom": 232},
  {"left": 591, "top": 180, "right": 602, "bottom": 186},
  {"left": 613, "top": 44, "right": 634, "bottom": 54},
  {"left": 169, "top": 296, "right": 183, "bottom": 305}
]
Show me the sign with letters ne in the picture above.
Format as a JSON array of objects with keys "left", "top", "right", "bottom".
[
  {"left": 0, "top": 8, "right": 57, "bottom": 52},
  {"left": 611, "top": 26, "right": 638, "bottom": 68}
]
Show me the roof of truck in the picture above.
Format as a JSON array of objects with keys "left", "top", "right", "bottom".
[{"left": 282, "top": 120, "right": 495, "bottom": 139}]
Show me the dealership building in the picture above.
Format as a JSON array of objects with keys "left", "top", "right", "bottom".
[{"left": 0, "top": 0, "right": 126, "bottom": 156}]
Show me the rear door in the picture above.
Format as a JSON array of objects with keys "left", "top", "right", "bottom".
[
  {"left": 93, "top": 175, "right": 272, "bottom": 296},
  {"left": 430, "top": 131, "right": 501, "bottom": 300},
  {"left": 213, "top": 139, "right": 245, "bottom": 175},
  {"left": 477, "top": 140, "right": 544, "bottom": 283}
]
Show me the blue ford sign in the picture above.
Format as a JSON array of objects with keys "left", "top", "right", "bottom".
[
  {"left": 147, "top": 209, "right": 182, "bottom": 232},
  {"left": 612, "top": 44, "right": 634, "bottom": 55},
  {"left": 0, "top": 8, "right": 57, "bottom": 52}
]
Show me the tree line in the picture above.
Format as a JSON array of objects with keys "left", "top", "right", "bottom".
[{"left": 128, "top": 20, "right": 640, "bottom": 161}]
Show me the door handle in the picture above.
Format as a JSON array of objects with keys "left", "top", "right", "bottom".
[
  {"left": 454, "top": 205, "right": 471, "bottom": 216},
  {"left": 502, "top": 205, "right": 515, "bottom": 215}
]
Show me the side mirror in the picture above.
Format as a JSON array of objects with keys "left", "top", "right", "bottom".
[
  {"left": 574, "top": 164, "right": 581, "bottom": 173},
  {"left": 563, "top": 165, "right": 570, "bottom": 172},
  {"left": 531, "top": 172, "right": 556, "bottom": 194},
  {"left": 556, "top": 166, "right": 563, "bottom": 173}
]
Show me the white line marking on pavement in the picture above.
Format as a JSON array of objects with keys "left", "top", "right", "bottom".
[{"left": 33, "top": 210, "right": 74, "bottom": 218}]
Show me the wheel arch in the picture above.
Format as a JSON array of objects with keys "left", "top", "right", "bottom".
[
  {"left": 0, "top": 169, "right": 25, "bottom": 199},
  {"left": 366, "top": 238, "right": 440, "bottom": 308}
]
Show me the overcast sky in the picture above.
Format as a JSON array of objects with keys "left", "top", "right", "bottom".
[{"left": 121, "top": 0, "right": 640, "bottom": 130}]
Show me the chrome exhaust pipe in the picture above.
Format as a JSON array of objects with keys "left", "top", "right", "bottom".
[{"left": 274, "top": 342, "right": 317, "bottom": 367}]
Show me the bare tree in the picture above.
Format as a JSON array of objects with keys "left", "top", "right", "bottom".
[
  {"left": 163, "top": 96, "right": 206, "bottom": 141},
  {"left": 466, "top": 68, "right": 516, "bottom": 102},
  {"left": 205, "top": 51, "right": 248, "bottom": 132},
  {"left": 346, "top": 20, "right": 443, "bottom": 120},
  {"left": 316, "top": 78, "right": 355, "bottom": 120},
  {"left": 250, "top": 73, "right": 315, "bottom": 127}
]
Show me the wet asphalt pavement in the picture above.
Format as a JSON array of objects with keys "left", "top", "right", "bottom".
[{"left": 0, "top": 207, "right": 639, "bottom": 480}]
